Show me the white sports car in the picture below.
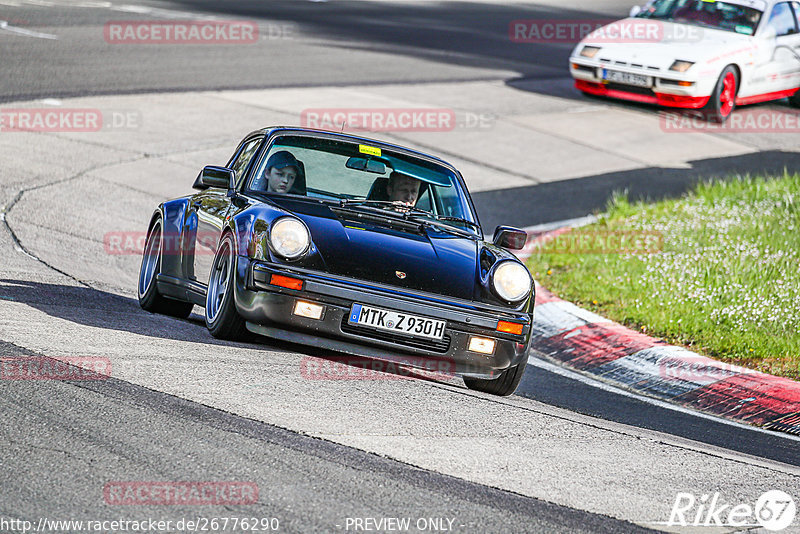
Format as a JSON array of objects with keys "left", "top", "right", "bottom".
[{"left": 569, "top": 0, "right": 800, "bottom": 121}]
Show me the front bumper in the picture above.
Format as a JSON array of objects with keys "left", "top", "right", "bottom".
[
  {"left": 570, "top": 59, "right": 712, "bottom": 109},
  {"left": 233, "top": 257, "right": 533, "bottom": 379}
]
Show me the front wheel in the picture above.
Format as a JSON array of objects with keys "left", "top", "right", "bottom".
[
  {"left": 138, "top": 217, "right": 194, "bottom": 318},
  {"left": 789, "top": 88, "right": 800, "bottom": 108},
  {"left": 463, "top": 352, "right": 529, "bottom": 396},
  {"left": 205, "top": 232, "right": 247, "bottom": 340},
  {"left": 702, "top": 66, "right": 738, "bottom": 123}
]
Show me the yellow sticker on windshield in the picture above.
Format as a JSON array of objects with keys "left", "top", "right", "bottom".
[{"left": 359, "top": 145, "right": 381, "bottom": 157}]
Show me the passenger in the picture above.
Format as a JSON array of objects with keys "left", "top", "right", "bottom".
[
  {"left": 386, "top": 171, "right": 421, "bottom": 206},
  {"left": 253, "top": 150, "right": 302, "bottom": 194}
]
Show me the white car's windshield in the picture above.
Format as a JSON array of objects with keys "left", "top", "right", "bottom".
[
  {"left": 247, "top": 134, "right": 479, "bottom": 233},
  {"left": 636, "top": 0, "right": 763, "bottom": 35}
]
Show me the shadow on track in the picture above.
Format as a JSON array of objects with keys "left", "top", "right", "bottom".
[
  {"left": 0, "top": 278, "right": 459, "bottom": 387},
  {"left": 518, "top": 356, "right": 800, "bottom": 467},
  {"left": 472, "top": 150, "right": 800, "bottom": 231},
  {"left": 167, "top": 0, "right": 617, "bottom": 74}
]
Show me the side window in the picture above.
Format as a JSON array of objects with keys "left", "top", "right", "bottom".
[
  {"left": 230, "top": 138, "right": 261, "bottom": 188},
  {"left": 767, "top": 2, "right": 798, "bottom": 36}
]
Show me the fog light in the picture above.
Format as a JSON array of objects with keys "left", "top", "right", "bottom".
[
  {"left": 293, "top": 300, "right": 324, "bottom": 320},
  {"left": 468, "top": 336, "right": 496, "bottom": 355}
]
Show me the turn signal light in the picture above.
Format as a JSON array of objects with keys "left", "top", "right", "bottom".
[
  {"left": 270, "top": 274, "right": 303, "bottom": 291},
  {"left": 497, "top": 321, "right": 524, "bottom": 335}
]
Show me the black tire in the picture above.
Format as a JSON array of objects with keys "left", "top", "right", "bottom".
[
  {"left": 205, "top": 232, "right": 247, "bottom": 340},
  {"left": 789, "top": 88, "right": 800, "bottom": 108},
  {"left": 463, "top": 351, "right": 529, "bottom": 396},
  {"left": 702, "top": 66, "right": 738, "bottom": 123},
  {"left": 138, "top": 217, "right": 194, "bottom": 318}
]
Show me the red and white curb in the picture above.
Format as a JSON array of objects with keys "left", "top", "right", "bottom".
[{"left": 519, "top": 224, "right": 800, "bottom": 436}]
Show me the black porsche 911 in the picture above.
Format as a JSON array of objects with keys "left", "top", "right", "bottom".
[{"left": 138, "top": 127, "right": 534, "bottom": 396}]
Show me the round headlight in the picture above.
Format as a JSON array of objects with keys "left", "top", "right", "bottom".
[
  {"left": 492, "top": 262, "right": 532, "bottom": 302},
  {"left": 269, "top": 217, "right": 310, "bottom": 260}
]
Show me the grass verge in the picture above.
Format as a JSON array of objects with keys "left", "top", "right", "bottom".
[{"left": 527, "top": 172, "right": 800, "bottom": 380}]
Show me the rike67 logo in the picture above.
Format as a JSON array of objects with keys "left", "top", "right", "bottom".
[{"left": 666, "top": 490, "right": 796, "bottom": 531}]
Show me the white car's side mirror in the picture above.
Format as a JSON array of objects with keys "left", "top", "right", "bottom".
[
  {"left": 629, "top": 5, "right": 643, "bottom": 17},
  {"left": 760, "top": 25, "right": 777, "bottom": 40}
]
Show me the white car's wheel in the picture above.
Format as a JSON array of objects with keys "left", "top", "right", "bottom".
[
  {"left": 702, "top": 66, "right": 738, "bottom": 123},
  {"left": 789, "top": 88, "right": 800, "bottom": 108}
]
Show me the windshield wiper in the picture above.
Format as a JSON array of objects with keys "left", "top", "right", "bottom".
[
  {"left": 337, "top": 200, "right": 478, "bottom": 237},
  {"left": 432, "top": 216, "right": 482, "bottom": 232},
  {"left": 338, "top": 199, "right": 429, "bottom": 215},
  {"left": 404, "top": 214, "right": 475, "bottom": 238}
]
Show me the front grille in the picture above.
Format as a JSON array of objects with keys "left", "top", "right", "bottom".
[
  {"left": 605, "top": 83, "right": 655, "bottom": 97},
  {"left": 341, "top": 319, "right": 452, "bottom": 353}
]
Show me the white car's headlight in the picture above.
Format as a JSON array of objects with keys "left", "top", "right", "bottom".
[
  {"left": 269, "top": 217, "right": 310, "bottom": 260},
  {"left": 492, "top": 262, "right": 532, "bottom": 302},
  {"left": 669, "top": 60, "right": 695, "bottom": 73},
  {"left": 580, "top": 45, "right": 602, "bottom": 58}
]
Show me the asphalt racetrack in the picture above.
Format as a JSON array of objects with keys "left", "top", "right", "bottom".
[{"left": 1, "top": 1, "right": 800, "bottom": 532}]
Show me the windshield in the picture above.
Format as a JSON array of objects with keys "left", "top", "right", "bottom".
[
  {"left": 246, "top": 134, "right": 479, "bottom": 233},
  {"left": 635, "top": 0, "right": 764, "bottom": 35}
]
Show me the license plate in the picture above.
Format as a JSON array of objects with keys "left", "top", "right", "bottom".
[
  {"left": 603, "top": 69, "right": 651, "bottom": 87},
  {"left": 348, "top": 304, "right": 446, "bottom": 340}
]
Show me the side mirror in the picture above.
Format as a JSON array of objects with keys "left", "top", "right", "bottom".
[
  {"left": 759, "top": 25, "right": 777, "bottom": 40},
  {"left": 629, "top": 5, "right": 642, "bottom": 17},
  {"left": 193, "top": 166, "right": 236, "bottom": 191},
  {"left": 493, "top": 226, "right": 528, "bottom": 251}
]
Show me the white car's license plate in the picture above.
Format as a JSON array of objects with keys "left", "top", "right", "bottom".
[
  {"left": 603, "top": 69, "right": 651, "bottom": 87},
  {"left": 348, "top": 304, "right": 446, "bottom": 340}
]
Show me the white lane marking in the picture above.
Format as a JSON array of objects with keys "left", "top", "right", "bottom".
[
  {"left": 527, "top": 355, "right": 800, "bottom": 443},
  {"left": 110, "top": 4, "right": 221, "bottom": 20},
  {"left": 40, "top": 98, "right": 62, "bottom": 106},
  {"left": 0, "top": 20, "right": 58, "bottom": 39},
  {"left": 522, "top": 215, "right": 598, "bottom": 234},
  {"left": 72, "top": 1, "right": 113, "bottom": 7}
]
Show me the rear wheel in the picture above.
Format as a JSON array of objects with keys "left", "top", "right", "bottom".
[
  {"left": 463, "top": 351, "right": 529, "bottom": 396},
  {"left": 205, "top": 232, "right": 247, "bottom": 340},
  {"left": 138, "top": 217, "right": 194, "bottom": 318},
  {"left": 702, "top": 66, "right": 738, "bottom": 123}
]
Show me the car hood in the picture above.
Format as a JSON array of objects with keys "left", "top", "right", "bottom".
[
  {"left": 287, "top": 202, "right": 479, "bottom": 300},
  {"left": 576, "top": 19, "right": 755, "bottom": 70}
]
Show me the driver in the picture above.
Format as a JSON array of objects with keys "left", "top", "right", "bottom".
[
  {"left": 386, "top": 171, "right": 421, "bottom": 206},
  {"left": 252, "top": 150, "right": 301, "bottom": 193}
]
